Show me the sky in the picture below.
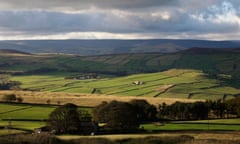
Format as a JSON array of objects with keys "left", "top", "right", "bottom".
[{"left": 0, "top": 0, "right": 239, "bottom": 40}]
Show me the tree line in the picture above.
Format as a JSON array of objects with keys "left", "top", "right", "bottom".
[
  {"left": 48, "top": 98, "right": 240, "bottom": 134},
  {"left": 159, "top": 98, "right": 240, "bottom": 120},
  {"left": 48, "top": 100, "right": 157, "bottom": 134},
  {"left": 0, "top": 75, "right": 20, "bottom": 90}
]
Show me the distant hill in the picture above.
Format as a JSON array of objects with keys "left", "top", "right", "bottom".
[
  {"left": 181, "top": 47, "right": 240, "bottom": 54},
  {"left": 0, "top": 49, "right": 31, "bottom": 55},
  {"left": 0, "top": 39, "right": 239, "bottom": 56},
  {"left": 0, "top": 47, "right": 240, "bottom": 84}
]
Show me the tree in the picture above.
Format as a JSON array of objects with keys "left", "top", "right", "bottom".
[
  {"left": 46, "top": 99, "right": 51, "bottom": 105},
  {"left": 0, "top": 75, "right": 21, "bottom": 90},
  {"left": 158, "top": 101, "right": 209, "bottom": 120},
  {"left": 16, "top": 97, "right": 23, "bottom": 103},
  {"left": 48, "top": 103, "right": 81, "bottom": 134},
  {"left": 57, "top": 101, "right": 61, "bottom": 105},
  {"left": 190, "top": 102, "right": 209, "bottom": 120},
  {"left": 130, "top": 99, "right": 157, "bottom": 122},
  {"left": 2, "top": 94, "right": 16, "bottom": 102},
  {"left": 158, "top": 102, "right": 169, "bottom": 119},
  {"left": 93, "top": 101, "right": 139, "bottom": 132},
  {"left": 225, "top": 97, "right": 240, "bottom": 117}
]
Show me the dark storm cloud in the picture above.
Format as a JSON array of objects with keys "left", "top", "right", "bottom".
[
  {"left": 0, "top": 0, "right": 177, "bottom": 10},
  {"left": 0, "top": 0, "right": 239, "bottom": 39},
  {"left": 0, "top": 11, "right": 93, "bottom": 33},
  {"left": 0, "top": 10, "right": 141, "bottom": 33}
]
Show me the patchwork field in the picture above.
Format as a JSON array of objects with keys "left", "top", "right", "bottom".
[
  {"left": 11, "top": 69, "right": 240, "bottom": 101},
  {"left": 0, "top": 103, "right": 56, "bottom": 121},
  {"left": 0, "top": 103, "right": 93, "bottom": 135},
  {"left": 0, "top": 103, "right": 55, "bottom": 131},
  {"left": 1, "top": 50, "right": 240, "bottom": 142},
  {"left": 0, "top": 102, "right": 239, "bottom": 137}
]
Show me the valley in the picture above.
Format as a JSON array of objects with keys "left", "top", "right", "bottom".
[
  {"left": 1, "top": 47, "right": 240, "bottom": 143},
  {"left": 1, "top": 0, "right": 240, "bottom": 143}
]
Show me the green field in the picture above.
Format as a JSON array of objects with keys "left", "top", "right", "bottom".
[
  {"left": 0, "top": 129, "right": 26, "bottom": 136},
  {"left": 0, "top": 103, "right": 55, "bottom": 132},
  {"left": 1, "top": 50, "right": 240, "bottom": 101},
  {"left": 142, "top": 119, "right": 240, "bottom": 131},
  {"left": 11, "top": 69, "right": 240, "bottom": 100},
  {"left": 0, "top": 103, "right": 56, "bottom": 120},
  {"left": 0, "top": 103, "right": 92, "bottom": 134},
  {"left": 0, "top": 102, "right": 240, "bottom": 136},
  {"left": 1, "top": 50, "right": 240, "bottom": 137}
]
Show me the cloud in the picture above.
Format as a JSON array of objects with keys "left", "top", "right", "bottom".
[
  {"left": 189, "top": 1, "right": 240, "bottom": 33},
  {"left": 0, "top": 0, "right": 239, "bottom": 40},
  {"left": 0, "top": 7, "right": 180, "bottom": 33},
  {"left": 0, "top": 0, "right": 178, "bottom": 11}
]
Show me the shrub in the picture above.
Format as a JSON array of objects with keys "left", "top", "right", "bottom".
[
  {"left": 2, "top": 94, "right": 17, "bottom": 102},
  {"left": 93, "top": 101, "right": 139, "bottom": 132},
  {"left": 16, "top": 97, "right": 23, "bottom": 103},
  {"left": 48, "top": 103, "right": 80, "bottom": 134},
  {"left": 46, "top": 99, "right": 51, "bottom": 105}
]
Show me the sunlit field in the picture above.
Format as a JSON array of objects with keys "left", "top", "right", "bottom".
[{"left": 11, "top": 69, "right": 240, "bottom": 101}]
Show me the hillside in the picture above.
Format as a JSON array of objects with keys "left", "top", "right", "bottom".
[
  {"left": 0, "top": 49, "right": 31, "bottom": 55},
  {"left": 0, "top": 48, "right": 240, "bottom": 80},
  {"left": 0, "top": 39, "right": 240, "bottom": 56},
  {"left": 11, "top": 69, "right": 240, "bottom": 100},
  {"left": 81, "top": 48, "right": 240, "bottom": 82},
  {"left": 0, "top": 48, "right": 240, "bottom": 100}
]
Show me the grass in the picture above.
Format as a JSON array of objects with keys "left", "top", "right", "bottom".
[
  {"left": 0, "top": 103, "right": 92, "bottom": 133},
  {"left": 142, "top": 119, "right": 240, "bottom": 132},
  {"left": 0, "top": 103, "right": 240, "bottom": 142},
  {"left": 0, "top": 121, "right": 46, "bottom": 131},
  {"left": 0, "top": 103, "right": 30, "bottom": 113},
  {"left": 143, "top": 123, "right": 240, "bottom": 131},
  {"left": 0, "top": 51, "right": 239, "bottom": 101},
  {"left": 11, "top": 69, "right": 240, "bottom": 100},
  {"left": 181, "top": 119, "right": 240, "bottom": 124},
  {"left": 0, "top": 103, "right": 54, "bottom": 132},
  {"left": 0, "top": 129, "right": 26, "bottom": 135},
  {"left": 0, "top": 103, "right": 56, "bottom": 120}
]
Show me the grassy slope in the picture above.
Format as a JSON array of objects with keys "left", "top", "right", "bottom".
[
  {"left": 0, "top": 49, "right": 240, "bottom": 100},
  {"left": 82, "top": 52, "right": 240, "bottom": 80},
  {"left": 11, "top": 69, "right": 240, "bottom": 100}
]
